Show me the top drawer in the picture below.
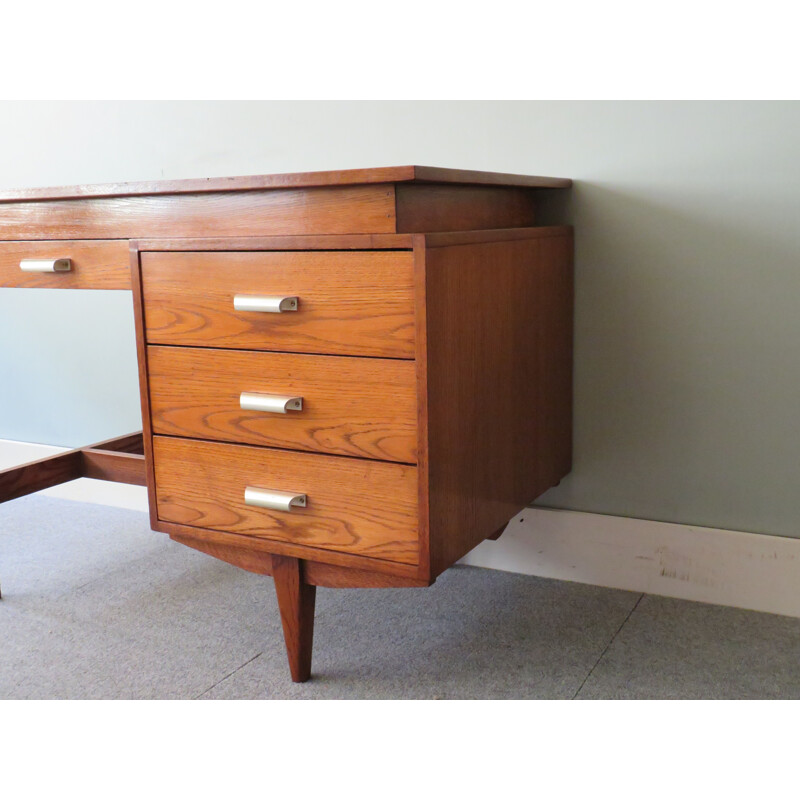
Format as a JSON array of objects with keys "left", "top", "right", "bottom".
[
  {"left": 140, "top": 250, "right": 416, "bottom": 358},
  {"left": 0, "top": 240, "right": 130, "bottom": 289}
]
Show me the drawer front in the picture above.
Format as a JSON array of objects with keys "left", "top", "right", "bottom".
[
  {"left": 148, "top": 346, "right": 417, "bottom": 463},
  {"left": 153, "top": 436, "right": 419, "bottom": 565},
  {"left": 141, "top": 250, "right": 415, "bottom": 358},
  {"left": 0, "top": 240, "right": 130, "bottom": 289}
]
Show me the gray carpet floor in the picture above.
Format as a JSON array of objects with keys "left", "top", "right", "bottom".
[{"left": 3, "top": 495, "right": 800, "bottom": 699}]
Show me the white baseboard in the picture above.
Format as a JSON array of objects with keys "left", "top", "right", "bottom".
[
  {"left": 4, "top": 439, "right": 799, "bottom": 618},
  {"left": 460, "top": 507, "right": 800, "bottom": 619}
]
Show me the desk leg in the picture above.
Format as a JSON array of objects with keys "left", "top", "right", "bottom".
[{"left": 272, "top": 555, "right": 316, "bottom": 683}]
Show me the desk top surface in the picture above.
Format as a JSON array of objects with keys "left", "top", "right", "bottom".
[{"left": 0, "top": 165, "right": 572, "bottom": 204}]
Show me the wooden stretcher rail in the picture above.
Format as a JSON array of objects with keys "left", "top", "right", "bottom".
[{"left": 0, "top": 432, "right": 145, "bottom": 503}]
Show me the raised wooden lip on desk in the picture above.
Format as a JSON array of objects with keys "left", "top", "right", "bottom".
[{"left": 0, "top": 166, "right": 572, "bottom": 203}]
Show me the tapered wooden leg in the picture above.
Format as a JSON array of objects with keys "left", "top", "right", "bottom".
[{"left": 272, "top": 555, "right": 317, "bottom": 683}]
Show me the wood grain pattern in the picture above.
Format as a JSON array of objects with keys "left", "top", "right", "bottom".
[
  {"left": 272, "top": 556, "right": 316, "bottom": 682},
  {"left": 141, "top": 250, "right": 415, "bottom": 358},
  {"left": 0, "top": 185, "right": 395, "bottom": 240},
  {"left": 170, "top": 533, "right": 277, "bottom": 575},
  {"left": 166, "top": 534, "right": 431, "bottom": 587},
  {"left": 395, "top": 185, "right": 536, "bottom": 233},
  {"left": 0, "top": 240, "right": 130, "bottom": 289},
  {"left": 0, "top": 451, "right": 82, "bottom": 503},
  {"left": 536, "top": 232, "right": 575, "bottom": 486},
  {"left": 0, "top": 165, "right": 571, "bottom": 203},
  {"left": 159, "top": 519, "right": 423, "bottom": 578},
  {"left": 411, "top": 166, "right": 572, "bottom": 189},
  {"left": 421, "top": 229, "right": 574, "bottom": 577},
  {"left": 412, "top": 235, "right": 432, "bottom": 578},
  {"left": 147, "top": 346, "right": 417, "bottom": 463},
  {"left": 303, "top": 560, "right": 430, "bottom": 588},
  {"left": 153, "top": 436, "right": 419, "bottom": 565},
  {"left": 135, "top": 234, "right": 416, "bottom": 252},
  {"left": 129, "top": 245, "right": 161, "bottom": 531},
  {"left": 80, "top": 450, "right": 146, "bottom": 485},
  {"left": 423, "top": 225, "right": 572, "bottom": 248}
]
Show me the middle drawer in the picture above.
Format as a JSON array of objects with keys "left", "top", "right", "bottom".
[{"left": 147, "top": 346, "right": 418, "bottom": 463}]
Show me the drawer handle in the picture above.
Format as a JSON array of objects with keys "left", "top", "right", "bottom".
[
  {"left": 20, "top": 258, "right": 72, "bottom": 273},
  {"left": 233, "top": 295, "right": 298, "bottom": 313},
  {"left": 245, "top": 486, "right": 307, "bottom": 512},
  {"left": 240, "top": 392, "right": 303, "bottom": 414}
]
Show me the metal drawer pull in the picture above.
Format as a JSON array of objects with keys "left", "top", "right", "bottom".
[
  {"left": 20, "top": 258, "right": 72, "bottom": 273},
  {"left": 240, "top": 392, "right": 303, "bottom": 414},
  {"left": 233, "top": 295, "right": 298, "bottom": 313},
  {"left": 245, "top": 486, "right": 307, "bottom": 512}
]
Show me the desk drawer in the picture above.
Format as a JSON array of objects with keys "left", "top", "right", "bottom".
[
  {"left": 141, "top": 250, "right": 415, "bottom": 358},
  {"left": 0, "top": 239, "right": 130, "bottom": 289},
  {"left": 153, "top": 436, "right": 419, "bottom": 565},
  {"left": 148, "top": 346, "right": 417, "bottom": 463}
]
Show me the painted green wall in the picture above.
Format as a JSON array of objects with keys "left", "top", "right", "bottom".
[{"left": 1, "top": 101, "right": 798, "bottom": 536}]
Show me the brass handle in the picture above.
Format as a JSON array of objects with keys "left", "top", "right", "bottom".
[
  {"left": 244, "top": 486, "right": 307, "bottom": 512},
  {"left": 240, "top": 392, "right": 303, "bottom": 414},
  {"left": 233, "top": 295, "right": 298, "bottom": 313},
  {"left": 20, "top": 258, "right": 72, "bottom": 273}
]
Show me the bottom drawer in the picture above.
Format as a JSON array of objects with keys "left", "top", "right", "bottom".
[{"left": 153, "top": 436, "right": 419, "bottom": 565}]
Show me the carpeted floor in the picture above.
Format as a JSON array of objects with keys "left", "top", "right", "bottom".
[{"left": 3, "top": 495, "right": 800, "bottom": 699}]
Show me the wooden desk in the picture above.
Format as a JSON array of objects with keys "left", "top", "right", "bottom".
[{"left": 0, "top": 166, "right": 573, "bottom": 682}]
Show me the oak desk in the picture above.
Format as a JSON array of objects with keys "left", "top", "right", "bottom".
[{"left": 0, "top": 166, "right": 573, "bottom": 682}]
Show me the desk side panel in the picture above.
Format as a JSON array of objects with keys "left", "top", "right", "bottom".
[
  {"left": 396, "top": 185, "right": 537, "bottom": 233},
  {"left": 423, "top": 228, "right": 574, "bottom": 577}
]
